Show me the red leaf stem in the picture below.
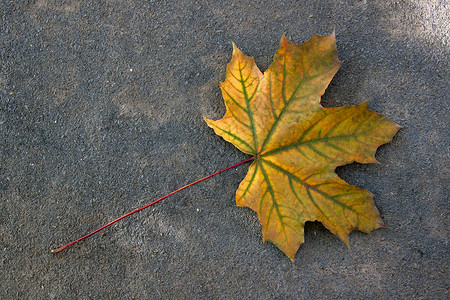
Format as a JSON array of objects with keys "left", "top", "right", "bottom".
[{"left": 51, "top": 156, "right": 255, "bottom": 253}]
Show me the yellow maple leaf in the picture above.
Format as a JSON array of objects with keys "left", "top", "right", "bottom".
[{"left": 204, "top": 33, "right": 400, "bottom": 260}]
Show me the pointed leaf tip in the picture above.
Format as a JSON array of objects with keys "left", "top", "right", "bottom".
[{"left": 231, "top": 41, "right": 237, "bottom": 51}]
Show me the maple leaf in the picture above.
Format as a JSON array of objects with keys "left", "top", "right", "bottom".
[{"left": 204, "top": 33, "right": 400, "bottom": 260}]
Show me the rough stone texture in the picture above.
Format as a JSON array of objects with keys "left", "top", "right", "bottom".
[{"left": 0, "top": 0, "right": 448, "bottom": 298}]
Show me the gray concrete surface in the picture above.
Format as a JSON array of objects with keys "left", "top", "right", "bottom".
[{"left": 1, "top": 0, "right": 448, "bottom": 298}]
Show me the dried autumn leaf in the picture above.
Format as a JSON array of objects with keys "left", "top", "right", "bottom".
[{"left": 204, "top": 33, "right": 400, "bottom": 260}]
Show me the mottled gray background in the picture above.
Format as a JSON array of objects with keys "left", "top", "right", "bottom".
[{"left": 1, "top": 0, "right": 448, "bottom": 299}]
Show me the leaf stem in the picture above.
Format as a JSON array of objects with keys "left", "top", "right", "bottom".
[{"left": 51, "top": 156, "right": 255, "bottom": 253}]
